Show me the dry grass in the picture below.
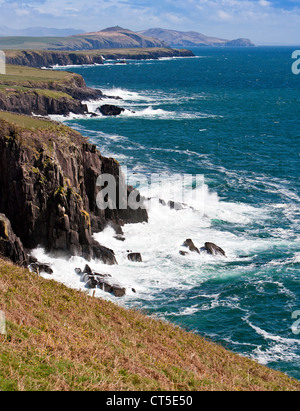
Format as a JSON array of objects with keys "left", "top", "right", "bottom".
[{"left": 0, "top": 258, "right": 299, "bottom": 391}]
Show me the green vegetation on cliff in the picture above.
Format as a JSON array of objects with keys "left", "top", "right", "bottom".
[
  {"left": 0, "top": 65, "right": 101, "bottom": 115},
  {"left": 0, "top": 64, "right": 81, "bottom": 96},
  {"left": 0, "top": 258, "right": 299, "bottom": 391},
  {"left": 3, "top": 48, "right": 194, "bottom": 69}
]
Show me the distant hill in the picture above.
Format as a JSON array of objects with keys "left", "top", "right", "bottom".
[
  {"left": 0, "top": 26, "right": 169, "bottom": 50},
  {"left": 0, "top": 26, "right": 84, "bottom": 37},
  {"left": 139, "top": 28, "right": 255, "bottom": 47}
]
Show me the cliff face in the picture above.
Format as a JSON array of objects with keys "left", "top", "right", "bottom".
[
  {"left": 6, "top": 51, "right": 104, "bottom": 68},
  {"left": 0, "top": 115, "right": 148, "bottom": 264},
  {"left": 5, "top": 48, "right": 195, "bottom": 69},
  {"left": 0, "top": 65, "right": 104, "bottom": 116},
  {"left": 0, "top": 90, "right": 88, "bottom": 116}
]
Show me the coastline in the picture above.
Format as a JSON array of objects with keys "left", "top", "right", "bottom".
[
  {"left": 4, "top": 48, "right": 195, "bottom": 68},
  {"left": 0, "top": 53, "right": 298, "bottom": 389}
]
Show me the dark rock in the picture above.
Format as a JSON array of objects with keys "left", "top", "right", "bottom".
[
  {"left": 29, "top": 262, "right": 53, "bottom": 275},
  {"left": 204, "top": 242, "right": 226, "bottom": 257},
  {"left": 168, "top": 200, "right": 184, "bottom": 210},
  {"left": 76, "top": 264, "right": 126, "bottom": 297},
  {"left": 97, "top": 278, "right": 126, "bottom": 297},
  {"left": 114, "top": 235, "right": 126, "bottom": 242},
  {"left": 179, "top": 250, "right": 189, "bottom": 256},
  {"left": 112, "top": 285, "right": 126, "bottom": 297},
  {"left": 98, "top": 104, "right": 125, "bottom": 116},
  {"left": 85, "top": 276, "right": 98, "bottom": 289},
  {"left": 183, "top": 239, "right": 200, "bottom": 254},
  {"left": 0, "top": 213, "right": 28, "bottom": 266},
  {"left": 91, "top": 243, "right": 118, "bottom": 265},
  {"left": 75, "top": 267, "right": 82, "bottom": 275},
  {"left": 0, "top": 119, "right": 148, "bottom": 264},
  {"left": 94, "top": 272, "right": 112, "bottom": 279},
  {"left": 83, "top": 264, "right": 93, "bottom": 275},
  {"left": 127, "top": 252, "right": 143, "bottom": 262}
]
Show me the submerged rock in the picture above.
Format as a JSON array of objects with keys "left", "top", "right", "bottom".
[
  {"left": 75, "top": 266, "right": 126, "bottom": 297},
  {"left": 203, "top": 242, "right": 226, "bottom": 257},
  {"left": 127, "top": 252, "right": 143, "bottom": 262},
  {"left": 29, "top": 262, "right": 53, "bottom": 275},
  {"left": 179, "top": 250, "right": 189, "bottom": 256},
  {"left": 183, "top": 239, "right": 200, "bottom": 254}
]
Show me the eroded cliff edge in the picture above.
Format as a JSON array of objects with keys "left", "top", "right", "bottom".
[
  {"left": 0, "top": 65, "right": 104, "bottom": 116},
  {"left": 0, "top": 113, "right": 148, "bottom": 266}
]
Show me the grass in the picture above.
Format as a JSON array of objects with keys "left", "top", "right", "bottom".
[
  {"left": 0, "top": 111, "right": 67, "bottom": 131},
  {"left": 0, "top": 64, "right": 74, "bottom": 83},
  {"left": 0, "top": 36, "right": 87, "bottom": 51},
  {"left": 0, "top": 258, "right": 299, "bottom": 391},
  {"left": 0, "top": 65, "right": 79, "bottom": 104},
  {"left": 0, "top": 64, "right": 77, "bottom": 93}
]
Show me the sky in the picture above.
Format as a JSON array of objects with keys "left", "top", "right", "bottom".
[{"left": 0, "top": 0, "right": 299, "bottom": 45}]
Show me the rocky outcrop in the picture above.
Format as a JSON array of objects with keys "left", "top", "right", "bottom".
[
  {"left": 183, "top": 239, "right": 200, "bottom": 254},
  {"left": 181, "top": 239, "right": 226, "bottom": 257},
  {"left": 203, "top": 242, "right": 226, "bottom": 257},
  {"left": 127, "top": 252, "right": 143, "bottom": 262},
  {"left": 5, "top": 51, "right": 104, "bottom": 68},
  {"left": 76, "top": 264, "right": 126, "bottom": 297},
  {"left": 5, "top": 48, "right": 195, "bottom": 68},
  {"left": 98, "top": 104, "right": 125, "bottom": 116},
  {"left": 0, "top": 213, "right": 28, "bottom": 266},
  {"left": 0, "top": 115, "right": 148, "bottom": 263},
  {"left": 0, "top": 90, "right": 88, "bottom": 116}
]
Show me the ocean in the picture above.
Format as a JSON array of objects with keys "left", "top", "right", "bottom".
[{"left": 36, "top": 46, "right": 300, "bottom": 380}]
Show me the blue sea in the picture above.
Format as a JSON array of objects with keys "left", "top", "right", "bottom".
[{"left": 43, "top": 47, "right": 300, "bottom": 380}]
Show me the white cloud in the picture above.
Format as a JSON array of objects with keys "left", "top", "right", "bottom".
[
  {"left": 216, "top": 10, "right": 233, "bottom": 20},
  {"left": 0, "top": 0, "right": 300, "bottom": 44}
]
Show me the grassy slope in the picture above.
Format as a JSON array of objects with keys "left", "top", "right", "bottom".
[
  {"left": 0, "top": 258, "right": 299, "bottom": 391},
  {"left": 0, "top": 111, "right": 81, "bottom": 132},
  {"left": 0, "top": 64, "right": 74, "bottom": 93},
  {"left": 0, "top": 64, "right": 74, "bottom": 84},
  {"left": 0, "top": 36, "right": 88, "bottom": 50},
  {"left": 0, "top": 65, "right": 77, "bottom": 103}
]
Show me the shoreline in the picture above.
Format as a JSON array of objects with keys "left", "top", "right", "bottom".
[
  {"left": 4, "top": 48, "right": 195, "bottom": 68},
  {"left": 0, "top": 56, "right": 300, "bottom": 392}
]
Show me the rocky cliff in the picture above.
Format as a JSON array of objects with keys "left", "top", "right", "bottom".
[
  {"left": 0, "top": 64, "right": 104, "bottom": 116},
  {"left": 0, "top": 114, "right": 148, "bottom": 265},
  {"left": 6, "top": 51, "right": 105, "bottom": 68},
  {"left": 4, "top": 48, "right": 194, "bottom": 68},
  {"left": 0, "top": 89, "right": 89, "bottom": 116}
]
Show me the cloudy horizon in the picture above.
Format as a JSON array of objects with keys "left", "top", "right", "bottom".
[{"left": 0, "top": 0, "right": 299, "bottom": 45}]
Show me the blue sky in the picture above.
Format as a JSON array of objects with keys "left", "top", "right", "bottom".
[{"left": 0, "top": 0, "right": 299, "bottom": 44}]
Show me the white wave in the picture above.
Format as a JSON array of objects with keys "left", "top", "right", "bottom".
[
  {"left": 164, "top": 305, "right": 200, "bottom": 317},
  {"left": 293, "top": 253, "right": 300, "bottom": 263},
  {"left": 251, "top": 344, "right": 300, "bottom": 366},
  {"left": 244, "top": 316, "right": 300, "bottom": 346},
  {"left": 101, "top": 87, "right": 153, "bottom": 102},
  {"left": 50, "top": 63, "right": 103, "bottom": 70}
]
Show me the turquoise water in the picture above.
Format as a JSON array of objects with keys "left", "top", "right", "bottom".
[{"left": 56, "top": 47, "right": 300, "bottom": 380}]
